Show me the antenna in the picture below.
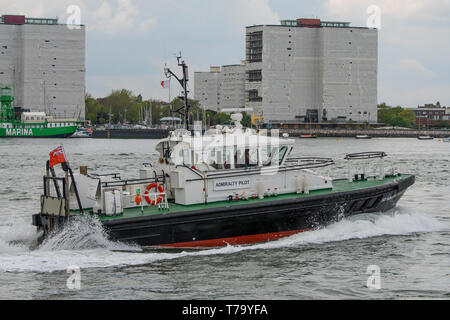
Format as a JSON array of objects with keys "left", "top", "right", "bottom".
[{"left": 163, "top": 53, "right": 190, "bottom": 130}]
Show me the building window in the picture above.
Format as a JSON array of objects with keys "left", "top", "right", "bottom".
[
  {"left": 248, "top": 89, "right": 262, "bottom": 102},
  {"left": 246, "top": 70, "right": 262, "bottom": 82},
  {"left": 246, "top": 31, "right": 263, "bottom": 63}
]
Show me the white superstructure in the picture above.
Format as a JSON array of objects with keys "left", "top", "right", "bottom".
[{"left": 70, "top": 114, "right": 333, "bottom": 212}]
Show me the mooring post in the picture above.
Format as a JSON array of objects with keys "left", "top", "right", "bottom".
[{"left": 347, "top": 161, "right": 353, "bottom": 182}]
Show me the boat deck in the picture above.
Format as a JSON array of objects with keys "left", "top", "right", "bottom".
[{"left": 92, "top": 174, "right": 412, "bottom": 222}]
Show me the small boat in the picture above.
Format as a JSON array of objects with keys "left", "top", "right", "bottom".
[
  {"left": 71, "top": 127, "right": 93, "bottom": 138},
  {"left": 31, "top": 57, "right": 415, "bottom": 249},
  {"left": 300, "top": 134, "right": 317, "bottom": 139},
  {"left": 418, "top": 136, "right": 434, "bottom": 140},
  {"left": 356, "top": 135, "right": 372, "bottom": 139},
  {"left": 443, "top": 137, "right": 450, "bottom": 142}
]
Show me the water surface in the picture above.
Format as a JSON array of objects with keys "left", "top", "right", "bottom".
[{"left": 0, "top": 137, "right": 448, "bottom": 300}]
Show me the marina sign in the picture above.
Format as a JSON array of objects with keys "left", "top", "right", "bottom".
[{"left": 6, "top": 128, "right": 34, "bottom": 136}]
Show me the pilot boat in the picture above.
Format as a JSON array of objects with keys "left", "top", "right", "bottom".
[{"left": 31, "top": 57, "right": 415, "bottom": 248}]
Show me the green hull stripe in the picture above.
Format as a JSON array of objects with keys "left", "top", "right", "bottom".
[{"left": 0, "top": 126, "right": 77, "bottom": 137}]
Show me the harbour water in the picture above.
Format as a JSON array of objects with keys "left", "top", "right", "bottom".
[{"left": 0, "top": 138, "right": 448, "bottom": 300}]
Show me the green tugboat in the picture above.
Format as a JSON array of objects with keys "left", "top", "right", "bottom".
[{"left": 0, "top": 86, "right": 80, "bottom": 138}]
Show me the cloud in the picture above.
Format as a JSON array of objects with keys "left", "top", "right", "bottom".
[
  {"left": 84, "top": 0, "right": 279, "bottom": 99},
  {"left": 86, "top": 0, "right": 157, "bottom": 34},
  {"left": 390, "top": 59, "right": 435, "bottom": 77},
  {"left": 0, "top": 0, "right": 158, "bottom": 34},
  {"left": 324, "top": 0, "right": 450, "bottom": 25},
  {"left": 382, "top": 85, "right": 450, "bottom": 108},
  {"left": 324, "top": 0, "right": 450, "bottom": 107}
]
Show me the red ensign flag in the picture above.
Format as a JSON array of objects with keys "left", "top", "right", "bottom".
[
  {"left": 49, "top": 146, "right": 66, "bottom": 168},
  {"left": 161, "top": 81, "right": 169, "bottom": 89}
]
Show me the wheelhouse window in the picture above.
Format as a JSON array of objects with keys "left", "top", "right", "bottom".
[
  {"left": 278, "top": 146, "right": 289, "bottom": 165},
  {"left": 235, "top": 148, "right": 258, "bottom": 168}
]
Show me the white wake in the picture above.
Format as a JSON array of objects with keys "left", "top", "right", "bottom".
[{"left": 0, "top": 207, "right": 447, "bottom": 273}]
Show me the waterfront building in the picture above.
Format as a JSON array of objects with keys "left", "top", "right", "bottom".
[
  {"left": 0, "top": 15, "right": 85, "bottom": 119},
  {"left": 219, "top": 63, "right": 246, "bottom": 110},
  {"left": 194, "top": 66, "right": 221, "bottom": 112},
  {"left": 245, "top": 18, "right": 378, "bottom": 125},
  {"left": 413, "top": 103, "right": 449, "bottom": 128},
  {"left": 194, "top": 62, "right": 246, "bottom": 112}
]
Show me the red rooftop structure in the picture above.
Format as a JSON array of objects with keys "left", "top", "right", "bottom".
[
  {"left": 2, "top": 15, "right": 26, "bottom": 25},
  {"left": 297, "top": 18, "right": 321, "bottom": 28}
]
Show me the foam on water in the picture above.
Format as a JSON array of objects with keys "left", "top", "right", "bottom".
[
  {"left": 38, "top": 216, "right": 139, "bottom": 252},
  {"left": 0, "top": 207, "right": 447, "bottom": 273},
  {"left": 0, "top": 215, "right": 38, "bottom": 254}
]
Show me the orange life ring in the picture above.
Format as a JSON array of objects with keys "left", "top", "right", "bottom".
[{"left": 144, "top": 183, "right": 164, "bottom": 206}]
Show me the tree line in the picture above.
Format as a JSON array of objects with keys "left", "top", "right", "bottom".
[
  {"left": 86, "top": 90, "right": 446, "bottom": 129},
  {"left": 377, "top": 103, "right": 417, "bottom": 128},
  {"left": 85, "top": 89, "right": 251, "bottom": 127}
]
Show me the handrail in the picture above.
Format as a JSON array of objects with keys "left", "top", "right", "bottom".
[
  {"left": 345, "top": 152, "right": 387, "bottom": 160},
  {"left": 89, "top": 173, "right": 121, "bottom": 179},
  {"left": 286, "top": 157, "right": 334, "bottom": 165},
  {"left": 101, "top": 176, "right": 165, "bottom": 188}
]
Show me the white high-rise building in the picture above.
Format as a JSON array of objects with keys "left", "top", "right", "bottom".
[
  {"left": 246, "top": 18, "right": 378, "bottom": 124},
  {"left": 219, "top": 63, "right": 246, "bottom": 109},
  {"left": 194, "top": 66, "right": 221, "bottom": 111},
  {"left": 194, "top": 62, "right": 246, "bottom": 112},
  {"left": 0, "top": 15, "right": 85, "bottom": 119}
]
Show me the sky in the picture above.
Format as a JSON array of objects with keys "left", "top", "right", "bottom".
[{"left": 1, "top": 0, "right": 449, "bottom": 108}]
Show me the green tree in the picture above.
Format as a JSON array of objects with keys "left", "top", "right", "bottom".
[
  {"left": 378, "top": 103, "right": 416, "bottom": 128},
  {"left": 214, "top": 113, "right": 231, "bottom": 125}
]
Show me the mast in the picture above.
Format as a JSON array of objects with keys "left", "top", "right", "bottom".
[{"left": 164, "top": 53, "right": 190, "bottom": 130}]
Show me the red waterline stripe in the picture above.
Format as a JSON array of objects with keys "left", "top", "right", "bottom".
[{"left": 159, "top": 229, "right": 314, "bottom": 248}]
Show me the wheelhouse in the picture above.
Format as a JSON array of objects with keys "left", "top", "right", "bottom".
[{"left": 155, "top": 128, "right": 295, "bottom": 171}]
